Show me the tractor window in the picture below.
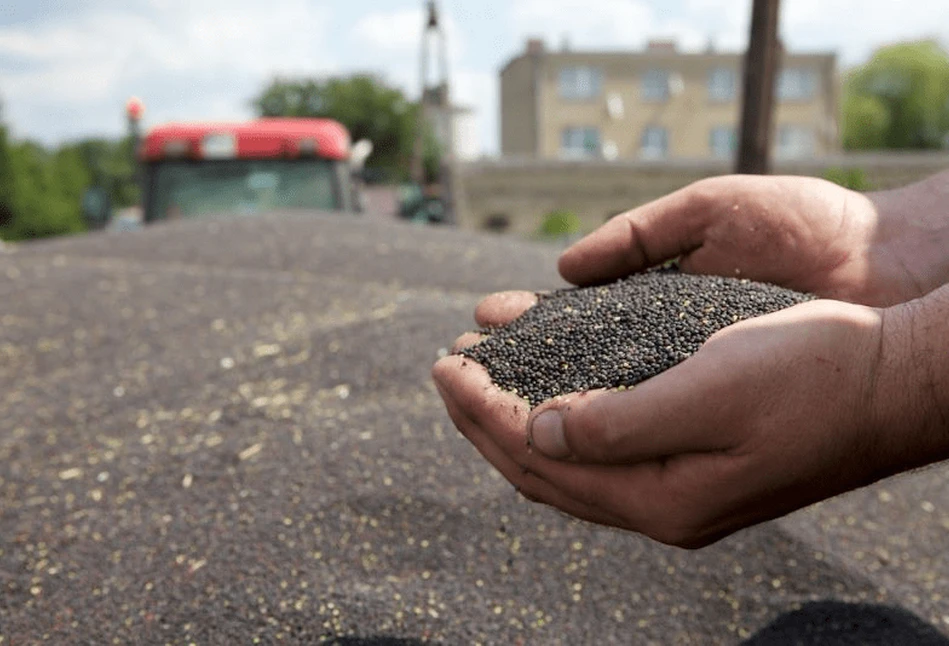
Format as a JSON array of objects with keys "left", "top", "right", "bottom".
[{"left": 145, "top": 158, "right": 341, "bottom": 222}]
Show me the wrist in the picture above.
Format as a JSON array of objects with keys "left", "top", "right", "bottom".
[
  {"left": 871, "top": 288, "right": 949, "bottom": 475},
  {"left": 869, "top": 174, "right": 949, "bottom": 301}
]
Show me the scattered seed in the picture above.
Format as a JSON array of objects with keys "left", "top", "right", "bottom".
[{"left": 239, "top": 443, "right": 263, "bottom": 461}]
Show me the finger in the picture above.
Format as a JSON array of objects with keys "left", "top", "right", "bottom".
[
  {"left": 433, "top": 358, "right": 655, "bottom": 521},
  {"left": 474, "top": 291, "right": 538, "bottom": 328},
  {"left": 516, "top": 470, "right": 633, "bottom": 530},
  {"left": 558, "top": 181, "right": 717, "bottom": 285},
  {"left": 432, "top": 356, "right": 628, "bottom": 527},
  {"left": 432, "top": 356, "right": 730, "bottom": 543},
  {"left": 523, "top": 452, "right": 754, "bottom": 548},
  {"left": 433, "top": 355, "right": 531, "bottom": 437},
  {"left": 451, "top": 332, "right": 486, "bottom": 353},
  {"left": 436, "top": 376, "right": 627, "bottom": 528},
  {"left": 525, "top": 355, "right": 741, "bottom": 464},
  {"left": 517, "top": 430, "right": 747, "bottom": 547}
]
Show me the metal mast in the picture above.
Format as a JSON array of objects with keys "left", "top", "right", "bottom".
[{"left": 412, "top": 0, "right": 461, "bottom": 225}]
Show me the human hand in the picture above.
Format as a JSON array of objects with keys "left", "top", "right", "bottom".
[
  {"left": 434, "top": 297, "right": 933, "bottom": 548},
  {"left": 559, "top": 174, "right": 930, "bottom": 307}
]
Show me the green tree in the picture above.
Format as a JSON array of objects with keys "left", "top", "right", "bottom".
[
  {"left": 253, "top": 74, "right": 438, "bottom": 181},
  {"left": 1, "top": 141, "right": 88, "bottom": 241},
  {"left": 0, "top": 108, "right": 13, "bottom": 229},
  {"left": 53, "top": 145, "right": 94, "bottom": 206},
  {"left": 537, "top": 209, "right": 582, "bottom": 239},
  {"left": 75, "top": 136, "right": 140, "bottom": 208},
  {"left": 843, "top": 40, "right": 949, "bottom": 150},
  {"left": 823, "top": 167, "right": 872, "bottom": 191},
  {"left": 0, "top": 98, "right": 137, "bottom": 240}
]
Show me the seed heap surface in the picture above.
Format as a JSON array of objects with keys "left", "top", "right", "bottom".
[{"left": 460, "top": 268, "right": 815, "bottom": 407}]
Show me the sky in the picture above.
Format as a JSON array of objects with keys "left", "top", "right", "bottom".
[{"left": 1, "top": 0, "right": 948, "bottom": 154}]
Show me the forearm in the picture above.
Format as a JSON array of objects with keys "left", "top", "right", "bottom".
[
  {"left": 875, "top": 282, "right": 949, "bottom": 474},
  {"left": 869, "top": 169, "right": 949, "bottom": 300}
]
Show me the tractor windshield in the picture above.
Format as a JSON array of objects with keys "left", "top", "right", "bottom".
[{"left": 144, "top": 158, "right": 343, "bottom": 222}]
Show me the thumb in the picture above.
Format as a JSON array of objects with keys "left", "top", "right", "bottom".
[
  {"left": 558, "top": 180, "right": 719, "bottom": 286},
  {"left": 526, "top": 376, "right": 730, "bottom": 464}
]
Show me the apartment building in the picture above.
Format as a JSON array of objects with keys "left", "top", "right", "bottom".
[{"left": 500, "top": 38, "right": 839, "bottom": 161}]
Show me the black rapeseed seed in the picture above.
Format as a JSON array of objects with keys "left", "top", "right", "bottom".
[{"left": 459, "top": 268, "right": 815, "bottom": 407}]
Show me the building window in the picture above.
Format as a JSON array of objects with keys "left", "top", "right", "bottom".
[
  {"left": 561, "top": 127, "right": 601, "bottom": 156},
  {"left": 777, "top": 68, "right": 817, "bottom": 101},
  {"left": 642, "top": 69, "right": 671, "bottom": 102},
  {"left": 640, "top": 126, "right": 669, "bottom": 159},
  {"left": 707, "top": 67, "right": 737, "bottom": 102},
  {"left": 559, "top": 67, "right": 603, "bottom": 101},
  {"left": 709, "top": 127, "right": 737, "bottom": 159},
  {"left": 776, "top": 125, "right": 815, "bottom": 158}
]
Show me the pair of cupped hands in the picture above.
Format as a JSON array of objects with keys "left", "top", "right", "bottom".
[{"left": 433, "top": 174, "right": 949, "bottom": 548}]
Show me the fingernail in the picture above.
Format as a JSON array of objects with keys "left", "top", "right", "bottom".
[{"left": 530, "top": 410, "right": 570, "bottom": 459}]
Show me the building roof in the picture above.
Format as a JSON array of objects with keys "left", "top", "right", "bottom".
[{"left": 500, "top": 38, "right": 836, "bottom": 75}]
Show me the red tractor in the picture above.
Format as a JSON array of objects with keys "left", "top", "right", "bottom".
[{"left": 138, "top": 117, "right": 372, "bottom": 224}]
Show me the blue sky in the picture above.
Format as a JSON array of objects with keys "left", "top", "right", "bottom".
[{"left": 2, "top": 0, "right": 947, "bottom": 154}]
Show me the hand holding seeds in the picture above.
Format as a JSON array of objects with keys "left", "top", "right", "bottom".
[
  {"left": 557, "top": 174, "right": 949, "bottom": 307},
  {"left": 436, "top": 299, "right": 909, "bottom": 547},
  {"left": 434, "top": 172, "right": 949, "bottom": 547}
]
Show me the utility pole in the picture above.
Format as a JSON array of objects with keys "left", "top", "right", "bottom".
[
  {"left": 736, "top": 0, "right": 781, "bottom": 174},
  {"left": 126, "top": 97, "right": 145, "bottom": 205},
  {"left": 412, "top": 0, "right": 462, "bottom": 225}
]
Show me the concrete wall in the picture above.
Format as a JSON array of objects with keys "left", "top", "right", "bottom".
[{"left": 459, "top": 153, "right": 949, "bottom": 236}]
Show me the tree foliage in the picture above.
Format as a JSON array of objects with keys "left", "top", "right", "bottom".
[
  {"left": 823, "top": 167, "right": 873, "bottom": 191},
  {"left": 1, "top": 142, "right": 88, "bottom": 240},
  {"left": 0, "top": 99, "right": 139, "bottom": 241},
  {"left": 843, "top": 40, "right": 949, "bottom": 150},
  {"left": 0, "top": 116, "right": 13, "bottom": 229},
  {"left": 253, "top": 74, "right": 439, "bottom": 181},
  {"left": 538, "top": 209, "right": 582, "bottom": 239},
  {"left": 74, "top": 136, "right": 140, "bottom": 209}
]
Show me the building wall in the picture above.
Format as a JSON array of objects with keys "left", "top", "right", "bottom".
[
  {"left": 500, "top": 56, "right": 539, "bottom": 156},
  {"left": 500, "top": 42, "right": 839, "bottom": 162},
  {"left": 459, "top": 154, "right": 949, "bottom": 236}
]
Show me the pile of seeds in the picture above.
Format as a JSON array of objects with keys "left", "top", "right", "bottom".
[{"left": 459, "top": 268, "right": 815, "bottom": 407}]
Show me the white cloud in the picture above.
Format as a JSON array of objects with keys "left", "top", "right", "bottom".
[
  {"left": 0, "top": 1, "right": 337, "bottom": 141},
  {"left": 780, "top": 0, "right": 949, "bottom": 65},
  {"left": 509, "top": 0, "right": 742, "bottom": 53},
  {"left": 453, "top": 69, "right": 497, "bottom": 156},
  {"left": 684, "top": 0, "right": 750, "bottom": 51},
  {"left": 684, "top": 0, "right": 949, "bottom": 63},
  {"left": 511, "top": 0, "right": 654, "bottom": 49},
  {"left": 350, "top": 7, "right": 494, "bottom": 153},
  {"left": 351, "top": 6, "right": 466, "bottom": 63},
  {"left": 2, "top": 0, "right": 948, "bottom": 153},
  {"left": 352, "top": 8, "right": 425, "bottom": 53}
]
